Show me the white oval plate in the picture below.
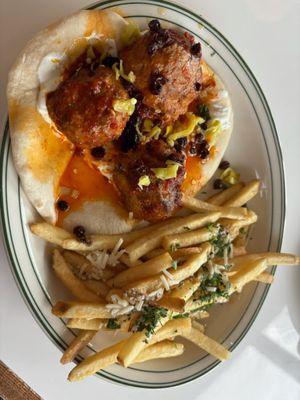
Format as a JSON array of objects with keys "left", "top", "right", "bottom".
[{"left": 0, "top": 0, "right": 285, "bottom": 388}]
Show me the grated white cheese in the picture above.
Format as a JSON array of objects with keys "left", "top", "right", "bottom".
[
  {"left": 223, "top": 247, "right": 228, "bottom": 266},
  {"left": 160, "top": 274, "right": 170, "bottom": 291},
  {"left": 135, "top": 299, "right": 144, "bottom": 311},
  {"left": 147, "top": 288, "right": 164, "bottom": 301},
  {"left": 206, "top": 286, "right": 217, "bottom": 292}
]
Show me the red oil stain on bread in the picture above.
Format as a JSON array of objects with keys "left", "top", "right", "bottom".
[{"left": 57, "top": 153, "right": 122, "bottom": 226}]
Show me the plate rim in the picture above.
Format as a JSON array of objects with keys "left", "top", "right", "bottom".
[{"left": 0, "top": 0, "right": 285, "bottom": 388}]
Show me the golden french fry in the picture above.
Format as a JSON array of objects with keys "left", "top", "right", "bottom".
[
  {"left": 117, "top": 318, "right": 170, "bottom": 367},
  {"left": 191, "top": 320, "right": 205, "bottom": 332},
  {"left": 83, "top": 280, "right": 109, "bottom": 298},
  {"left": 125, "top": 212, "right": 221, "bottom": 262},
  {"left": 156, "top": 296, "right": 185, "bottom": 312},
  {"left": 67, "top": 318, "right": 106, "bottom": 330},
  {"left": 60, "top": 330, "right": 96, "bottom": 365},
  {"left": 143, "top": 248, "right": 166, "bottom": 260},
  {"left": 134, "top": 340, "right": 184, "bottom": 363},
  {"left": 149, "top": 318, "right": 192, "bottom": 344},
  {"left": 63, "top": 250, "right": 117, "bottom": 282},
  {"left": 185, "top": 294, "right": 228, "bottom": 313},
  {"left": 232, "top": 246, "right": 247, "bottom": 257},
  {"left": 118, "top": 317, "right": 191, "bottom": 367},
  {"left": 52, "top": 250, "right": 102, "bottom": 302},
  {"left": 254, "top": 272, "right": 274, "bottom": 284},
  {"left": 30, "top": 223, "right": 72, "bottom": 245},
  {"left": 169, "top": 276, "right": 201, "bottom": 302},
  {"left": 62, "top": 219, "right": 182, "bottom": 252},
  {"left": 182, "top": 196, "right": 248, "bottom": 220},
  {"left": 231, "top": 252, "right": 300, "bottom": 267},
  {"left": 223, "top": 180, "right": 260, "bottom": 207},
  {"left": 207, "top": 183, "right": 245, "bottom": 206},
  {"left": 68, "top": 340, "right": 126, "bottom": 381},
  {"left": 183, "top": 327, "right": 230, "bottom": 361},
  {"left": 123, "top": 244, "right": 211, "bottom": 296},
  {"left": 52, "top": 301, "right": 112, "bottom": 319},
  {"left": 108, "top": 253, "right": 173, "bottom": 288},
  {"left": 230, "top": 259, "right": 267, "bottom": 290},
  {"left": 221, "top": 210, "right": 257, "bottom": 239},
  {"left": 119, "top": 254, "right": 143, "bottom": 267},
  {"left": 233, "top": 225, "right": 250, "bottom": 247},
  {"left": 162, "top": 226, "right": 218, "bottom": 250}
]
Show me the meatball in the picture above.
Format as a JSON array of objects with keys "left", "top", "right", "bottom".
[
  {"left": 47, "top": 65, "right": 130, "bottom": 148},
  {"left": 120, "top": 26, "right": 202, "bottom": 125},
  {"left": 113, "top": 140, "right": 185, "bottom": 221}
]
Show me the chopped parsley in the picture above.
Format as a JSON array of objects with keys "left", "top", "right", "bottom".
[
  {"left": 173, "top": 312, "right": 190, "bottom": 319},
  {"left": 171, "top": 260, "right": 178, "bottom": 270},
  {"left": 194, "top": 272, "right": 231, "bottom": 304},
  {"left": 106, "top": 318, "right": 121, "bottom": 330},
  {"left": 209, "top": 225, "right": 231, "bottom": 257},
  {"left": 183, "top": 226, "right": 191, "bottom": 231},
  {"left": 135, "top": 306, "right": 168, "bottom": 337},
  {"left": 197, "top": 104, "right": 211, "bottom": 122}
]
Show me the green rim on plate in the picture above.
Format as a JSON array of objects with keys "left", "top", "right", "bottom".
[{"left": 0, "top": 0, "right": 285, "bottom": 388}]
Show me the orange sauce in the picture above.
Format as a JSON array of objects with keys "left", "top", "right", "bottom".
[
  {"left": 57, "top": 154, "right": 120, "bottom": 226},
  {"left": 181, "top": 156, "right": 202, "bottom": 194}
]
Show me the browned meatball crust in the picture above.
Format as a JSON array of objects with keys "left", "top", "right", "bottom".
[
  {"left": 47, "top": 65, "right": 130, "bottom": 148},
  {"left": 113, "top": 140, "right": 185, "bottom": 221},
  {"left": 120, "top": 28, "right": 202, "bottom": 125}
]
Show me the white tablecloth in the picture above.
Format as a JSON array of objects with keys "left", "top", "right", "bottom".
[{"left": 0, "top": 1, "right": 299, "bottom": 399}]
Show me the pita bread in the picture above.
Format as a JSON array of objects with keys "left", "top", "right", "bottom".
[{"left": 7, "top": 10, "right": 233, "bottom": 234}]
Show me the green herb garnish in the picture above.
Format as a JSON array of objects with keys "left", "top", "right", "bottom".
[
  {"left": 106, "top": 318, "right": 121, "bottom": 330},
  {"left": 197, "top": 104, "right": 211, "bottom": 122},
  {"left": 173, "top": 313, "right": 190, "bottom": 319},
  {"left": 135, "top": 306, "right": 168, "bottom": 337},
  {"left": 183, "top": 226, "right": 191, "bottom": 231},
  {"left": 171, "top": 260, "right": 178, "bottom": 270}
]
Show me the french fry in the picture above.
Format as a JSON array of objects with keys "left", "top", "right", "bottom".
[
  {"left": 117, "top": 320, "right": 169, "bottom": 367},
  {"left": 63, "top": 250, "right": 117, "bottom": 282},
  {"left": 182, "top": 196, "right": 248, "bottom": 220},
  {"left": 60, "top": 330, "right": 96, "bottom": 365},
  {"left": 150, "top": 318, "right": 192, "bottom": 344},
  {"left": 119, "top": 254, "right": 143, "bottom": 267},
  {"left": 67, "top": 318, "right": 106, "bottom": 330},
  {"left": 52, "top": 301, "right": 112, "bottom": 319},
  {"left": 223, "top": 180, "right": 260, "bottom": 207},
  {"left": 30, "top": 223, "right": 72, "bottom": 246},
  {"left": 123, "top": 244, "right": 211, "bottom": 296},
  {"left": 232, "top": 246, "right": 247, "bottom": 257},
  {"left": 230, "top": 259, "right": 267, "bottom": 290},
  {"left": 231, "top": 252, "right": 300, "bottom": 267},
  {"left": 143, "top": 248, "right": 166, "bottom": 260},
  {"left": 169, "top": 276, "right": 201, "bottom": 302},
  {"left": 183, "top": 327, "right": 230, "bottom": 361},
  {"left": 62, "top": 219, "right": 182, "bottom": 252},
  {"left": 221, "top": 210, "right": 257, "bottom": 239},
  {"left": 107, "top": 253, "right": 173, "bottom": 288},
  {"left": 83, "top": 280, "right": 109, "bottom": 298},
  {"left": 117, "top": 317, "right": 191, "bottom": 367},
  {"left": 207, "top": 183, "right": 245, "bottom": 206},
  {"left": 134, "top": 340, "right": 184, "bottom": 363},
  {"left": 155, "top": 296, "right": 185, "bottom": 312},
  {"left": 254, "top": 272, "right": 274, "bottom": 284},
  {"left": 162, "top": 226, "right": 218, "bottom": 250},
  {"left": 191, "top": 320, "right": 205, "bottom": 332},
  {"left": 52, "top": 250, "right": 103, "bottom": 302},
  {"left": 68, "top": 318, "right": 191, "bottom": 381},
  {"left": 185, "top": 294, "right": 228, "bottom": 313},
  {"left": 125, "top": 212, "right": 221, "bottom": 262},
  {"left": 68, "top": 339, "right": 126, "bottom": 381}
]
